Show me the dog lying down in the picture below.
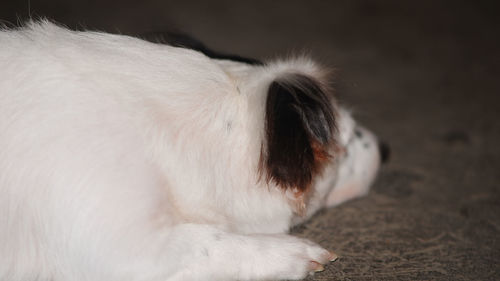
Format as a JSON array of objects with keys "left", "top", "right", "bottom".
[{"left": 0, "top": 21, "right": 388, "bottom": 281}]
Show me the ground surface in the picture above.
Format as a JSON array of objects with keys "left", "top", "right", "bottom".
[{"left": 2, "top": 1, "right": 499, "bottom": 280}]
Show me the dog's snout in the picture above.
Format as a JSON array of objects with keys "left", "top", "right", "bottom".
[{"left": 378, "top": 141, "right": 390, "bottom": 164}]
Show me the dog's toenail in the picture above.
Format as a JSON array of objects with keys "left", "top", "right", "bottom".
[
  {"left": 328, "top": 251, "right": 338, "bottom": 262},
  {"left": 309, "top": 261, "right": 324, "bottom": 272}
]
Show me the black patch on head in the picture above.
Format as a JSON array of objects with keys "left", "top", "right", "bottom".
[
  {"left": 262, "top": 74, "right": 336, "bottom": 191},
  {"left": 140, "top": 31, "right": 263, "bottom": 65}
]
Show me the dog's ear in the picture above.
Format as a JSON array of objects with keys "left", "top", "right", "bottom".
[{"left": 261, "top": 73, "right": 337, "bottom": 192}]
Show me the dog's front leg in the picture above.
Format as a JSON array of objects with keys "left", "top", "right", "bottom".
[{"left": 162, "top": 224, "right": 336, "bottom": 281}]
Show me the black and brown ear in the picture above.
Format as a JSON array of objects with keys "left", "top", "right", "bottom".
[{"left": 261, "top": 73, "right": 337, "bottom": 192}]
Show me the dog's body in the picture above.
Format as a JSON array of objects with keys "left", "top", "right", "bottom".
[{"left": 0, "top": 22, "right": 382, "bottom": 281}]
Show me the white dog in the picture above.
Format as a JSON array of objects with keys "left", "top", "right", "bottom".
[{"left": 0, "top": 21, "right": 385, "bottom": 281}]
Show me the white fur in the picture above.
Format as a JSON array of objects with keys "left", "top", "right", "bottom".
[{"left": 0, "top": 22, "right": 380, "bottom": 281}]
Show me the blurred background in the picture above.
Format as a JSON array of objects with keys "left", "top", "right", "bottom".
[{"left": 2, "top": 1, "right": 499, "bottom": 280}]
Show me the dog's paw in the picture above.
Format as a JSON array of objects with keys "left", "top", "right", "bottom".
[{"left": 245, "top": 234, "right": 337, "bottom": 280}]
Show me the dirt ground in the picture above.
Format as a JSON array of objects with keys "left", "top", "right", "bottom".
[{"left": 2, "top": 1, "right": 499, "bottom": 280}]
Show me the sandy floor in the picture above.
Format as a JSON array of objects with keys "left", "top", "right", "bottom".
[{"left": 2, "top": 1, "right": 499, "bottom": 280}]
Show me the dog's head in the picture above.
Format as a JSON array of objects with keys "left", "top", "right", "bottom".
[
  {"left": 215, "top": 57, "right": 384, "bottom": 221},
  {"left": 228, "top": 58, "right": 388, "bottom": 223}
]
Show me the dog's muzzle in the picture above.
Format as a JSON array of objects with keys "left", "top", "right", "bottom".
[{"left": 378, "top": 141, "right": 390, "bottom": 164}]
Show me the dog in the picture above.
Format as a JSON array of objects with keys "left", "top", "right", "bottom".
[{"left": 0, "top": 21, "right": 386, "bottom": 281}]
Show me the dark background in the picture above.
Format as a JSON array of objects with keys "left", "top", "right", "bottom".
[{"left": 2, "top": 1, "right": 499, "bottom": 280}]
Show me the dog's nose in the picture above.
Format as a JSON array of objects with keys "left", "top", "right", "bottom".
[{"left": 378, "top": 141, "right": 390, "bottom": 164}]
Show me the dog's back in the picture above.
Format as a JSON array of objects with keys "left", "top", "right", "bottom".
[{"left": 0, "top": 21, "right": 241, "bottom": 280}]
